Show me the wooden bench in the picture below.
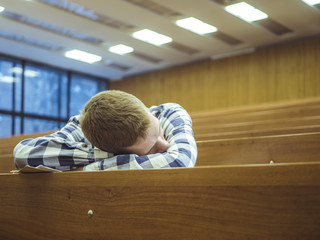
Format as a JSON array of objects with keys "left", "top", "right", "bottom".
[
  {"left": 0, "top": 154, "right": 15, "bottom": 172},
  {"left": 192, "top": 106, "right": 320, "bottom": 131},
  {"left": 192, "top": 100, "right": 320, "bottom": 140},
  {"left": 191, "top": 98, "right": 320, "bottom": 141},
  {"left": 195, "top": 124, "right": 320, "bottom": 140},
  {"left": 193, "top": 115, "right": 320, "bottom": 136},
  {"left": 190, "top": 97, "right": 320, "bottom": 124},
  {"left": 193, "top": 99, "right": 320, "bottom": 163},
  {"left": 0, "top": 163, "right": 319, "bottom": 239},
  {"left": 191, "top": 100, "right": 320, "bottom": 135},
  {"left": 196, "top": 132, "right": 320, "bottom": 166}
]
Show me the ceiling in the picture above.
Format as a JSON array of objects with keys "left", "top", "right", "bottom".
[{"left": 0, "top": 0, "right": 320, "bottom": 81}]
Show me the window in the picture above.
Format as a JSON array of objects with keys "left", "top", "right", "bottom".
[
  {"left": 0, "top": 114, "right": 12, "bottom": 138},
  {"left": 0, "top": 61, "right": 13, "bottom": 111},
  {"left": 23, "top": 117, "right": 59, "bottom": 134},
  {"left": 0, "top": 55, "right": 108, "bottom": 137},
  {"left": 0, "top": 59, "right": 22, "bottom": 111},
  {"left": 14, "top": 116, "right": 21, "bottom": 135},
  {"left": 70, "top": 74, "right": 106, "bottom": 116},
  {"left": 24, "top": 64, "right": 66, "bottom": 118}
]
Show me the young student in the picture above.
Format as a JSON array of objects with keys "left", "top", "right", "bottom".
[{"left": 14, "top": 90, "right": 197, "bottom": 171}]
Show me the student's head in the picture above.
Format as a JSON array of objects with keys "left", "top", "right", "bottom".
[
  {"left": 80, "top": 90, "right": 150, "bottom": 153},
  {"left": 80, "top": 90, "right": 169, "bottom": 155}
]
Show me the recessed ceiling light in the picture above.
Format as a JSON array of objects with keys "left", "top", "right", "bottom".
[
  {"left": 176, "top": 17, "right": 218, "bottom": 35},
  {"left": 225, "top": 2, "right": 268, "bottom": 22},
  {"left": 302, "top": 0, "right": 320, "bottom": 5},
  {"left": 109, "top": 44, "right": 134, "bottom": 55},
  {"left": 132, "top": 29, "right": 172, "bottom": 46},
  {"left": 0, "top": 6, "right": 5, "bottom": 12},
  {"left": 64, "top": 49, "right": 102, "bottom": 64}
]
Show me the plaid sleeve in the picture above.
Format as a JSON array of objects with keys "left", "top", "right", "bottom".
[
  {"left": 13, "top": 115, "right": 102, "bottom": 171},
  {"left": 83, "top": 103, "right": 198, "bottom": 171}
]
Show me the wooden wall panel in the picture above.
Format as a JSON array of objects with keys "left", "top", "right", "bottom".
[{"left": 110, "top": 37, "right": 320, "bottom": 112}]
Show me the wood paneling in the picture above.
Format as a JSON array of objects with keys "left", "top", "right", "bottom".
[
  {"left": 110, "top": 37, "right": 320, "bottom": 112},
  {"left": 0, "top": 163, "right": 319, "bottom": 240}
]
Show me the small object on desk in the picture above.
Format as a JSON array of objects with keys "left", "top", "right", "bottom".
[{"left": 88, "top": 209, "right": 93, "bottom": 216}]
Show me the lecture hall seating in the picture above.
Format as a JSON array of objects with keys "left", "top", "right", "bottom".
[
  {"left": 0, "top": 97, "right": 319, "bottom": 239},
  {"left": 191, "top": 96, "right": 320, "bottom": 140}
]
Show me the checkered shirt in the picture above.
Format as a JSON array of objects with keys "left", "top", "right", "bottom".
[{"left": 14, "top": 103, "right": 198, "bottom": 171}]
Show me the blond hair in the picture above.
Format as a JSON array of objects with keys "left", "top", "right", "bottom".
[{"left": 80, "top": 90, "right": 150, "bottom": 153}]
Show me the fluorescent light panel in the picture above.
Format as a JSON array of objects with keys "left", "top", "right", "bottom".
[
  {"left": 176, "top": 17, "right": 217, "bottom": 35},
  {"left": 132, "top": 29, "right": 172, "bottom": 46},
  {"left": 225, "top": 2, "right": 268, "bottom": 22},
  {"left": 0, "top": 6, "right": 5, "bottom": 12},
  {"left": 65, "top": 49, "right": 102, "bottom": 64},
  {"left": 302, "top": 0, "right": 320, "bottom": 5},
  {"left": 109, "top": 44, "right": 134, "bottom": 55}
]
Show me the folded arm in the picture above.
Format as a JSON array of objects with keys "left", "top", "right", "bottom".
[{"left": 14, "top": 116, "right": 99, "bottom": 171}]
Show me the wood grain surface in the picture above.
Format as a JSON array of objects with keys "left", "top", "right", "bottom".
[
  {"left": 196, "top": 132, "right": 320, "bottom": 166},
  {"left": 0, "top": 163, "right": 319, "bottom": 240},
  {"left": 110, "top": 38, "right": 320, "bottom": 112}
]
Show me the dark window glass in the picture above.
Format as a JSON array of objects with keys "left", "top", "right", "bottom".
[
  {"left": 0, "top": 60, "right": 14, "bottom": 111},
  {"left": 60, "top": 73, "right": 68, "bottom": 119},
  {"left": 13, "top": 65, "right": 23, "bottom": 112},
  {"left": 70, "top": 74, "right": 106, "bottom": 116},
  {"left": 14, "top": 116, "right": 21, "bottom": 135},
  {"left": 0, "top": 114, "right": 12, "bottom": 138},
  {"left": 23, "top": 117, "right": 59, "bottom": 134},
  {"left": 24, "top": 64, "right": 67, "bottom": 117}
]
